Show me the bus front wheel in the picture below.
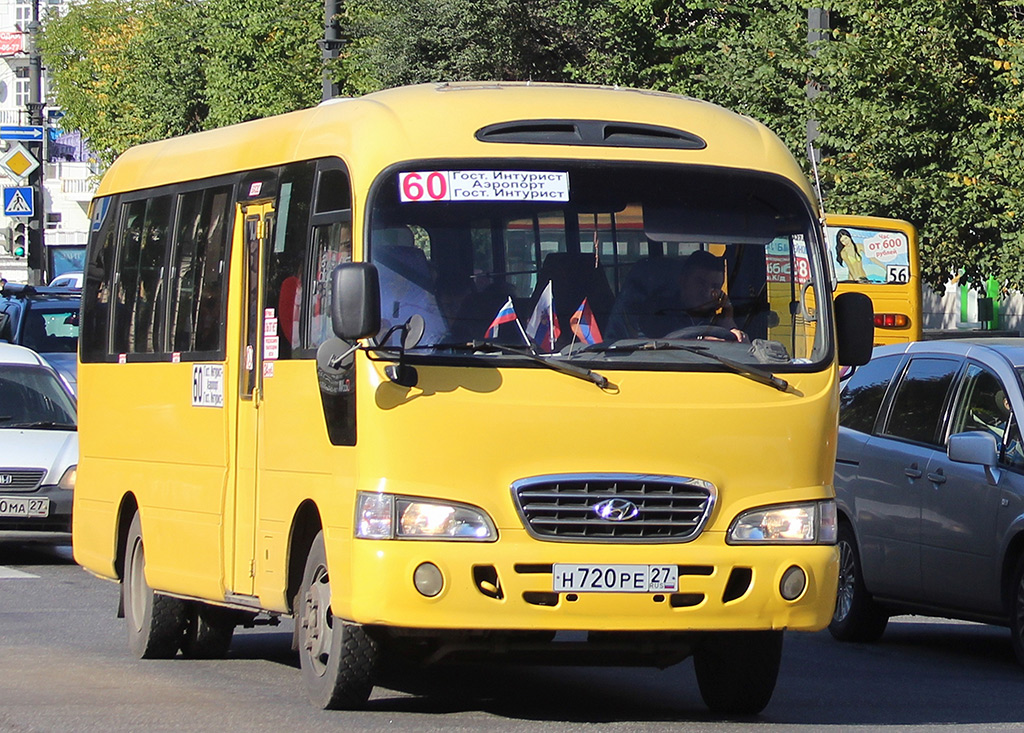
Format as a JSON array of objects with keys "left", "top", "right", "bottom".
[
  {"left": 693, "top": 630, "right": 782, "bottom": 715},
  {"left": 123, "top": 512, "right": 188, "bottom": 659},
  {"left": 297, "top": 531, "right": 378, "bottom": 709}
]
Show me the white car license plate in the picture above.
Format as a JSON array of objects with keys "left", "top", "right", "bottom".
[
  {"left": 552, "top": 564, "right": 679, "bottom": 593},
  {"left": 0, "top": 496, "right": 49, "bottom": 518}
]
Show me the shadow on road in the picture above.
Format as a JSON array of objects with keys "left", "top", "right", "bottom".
[{"left": 0, "top": 536, "right": 74, "bottom": 566}]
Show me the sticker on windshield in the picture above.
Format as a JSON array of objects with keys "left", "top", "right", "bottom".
[{"left": 399, "top": 171, "right": 569, "bottom": 203}]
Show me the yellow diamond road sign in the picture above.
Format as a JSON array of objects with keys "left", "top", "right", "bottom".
[{"left": 0, "top": 142, "right": 39, "bottom": 180}]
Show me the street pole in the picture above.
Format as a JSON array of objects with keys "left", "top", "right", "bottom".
[
  {"left": 319, "top": 0, "right": 343, "bottom": 102},
  {"left": 26, "top": 0, "right": 46, "bottom": 285},
  {"left": 806, "top": 8, "right": 830, "bottom": 166}
]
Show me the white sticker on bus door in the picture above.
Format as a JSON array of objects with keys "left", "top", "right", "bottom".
[
  {"left": 192, "top": 364, "right": 225, "bottom": 408},
  {"left": 399, "top": 171, "right": 569, "bottom": 202}
]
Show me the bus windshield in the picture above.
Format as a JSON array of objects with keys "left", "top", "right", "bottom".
[{"left": 369, "top": 161, "right": 828, "bottom": 369}]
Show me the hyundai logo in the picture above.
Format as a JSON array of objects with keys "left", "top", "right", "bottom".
[{"left": 593, "top": 498, "right": 640, "bottom": 522}]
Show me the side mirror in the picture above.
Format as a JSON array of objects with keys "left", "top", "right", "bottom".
[
  {"left": 331, "top": 263, "right": 381, "bottom": 341},
  {"left": 948, "top": 431, "right": 999, "bottom": 468},
  {"left": 834, "top": 292, "right": 874, "bottom": 367}
]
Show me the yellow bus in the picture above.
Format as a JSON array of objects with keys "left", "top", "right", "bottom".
[
  {"left": 824, "top": 214, "right": 922, "bottom": 345},
  {"left": 73, "top": 82, "right": 872, "bottom": 715}
]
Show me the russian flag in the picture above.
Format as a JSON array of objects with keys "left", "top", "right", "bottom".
[
  {"left": 485, "top": 297, "right": 518, "bottom": 338},
  {"left": 526, "top": 281, "right": 561, "bottom": 351},
  {"left": 570, "top": 297, "right": 603, "bottom": 345}
]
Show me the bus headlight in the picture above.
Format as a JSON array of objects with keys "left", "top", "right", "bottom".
[
  {"left": 727, "top": 500, "right": 836, "bottom": 545},
  {"left": 356, "top": 492, "right": 497, "bottom": 541}
]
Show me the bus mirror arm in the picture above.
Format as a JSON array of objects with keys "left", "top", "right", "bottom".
[{"left": 382, "top": 314, "right": 425, "bottom": 388}]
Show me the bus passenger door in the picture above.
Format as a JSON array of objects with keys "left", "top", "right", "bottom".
[{"left": 232, "top": 200, "right": 275, "bottom": 596}]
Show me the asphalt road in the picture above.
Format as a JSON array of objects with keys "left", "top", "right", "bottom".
[{"left": 2, "top": 537, "right": 1023, "bottom": 732}]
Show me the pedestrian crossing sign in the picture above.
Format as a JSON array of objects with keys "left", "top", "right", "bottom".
[{"left": 3, "top": 186, "right": 34, "bottom": 217}]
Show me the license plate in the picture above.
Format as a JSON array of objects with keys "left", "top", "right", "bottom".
[
  {"left": 552, "top": 564, "right": 679, "bottom": 593},
  {"left": 0, "top": 496, "right": 49, "bottom": 518}
]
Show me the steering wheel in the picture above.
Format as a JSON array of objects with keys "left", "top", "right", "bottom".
[{"left": 662, "top": 325, "right": 740, "bottom": 342}]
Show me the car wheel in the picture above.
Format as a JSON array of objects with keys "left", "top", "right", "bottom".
[
  {"left": 829, "top": 523, "right": 888, "bottom": 642},
  {"left": 297, "top": 530, "right": 378, "bottom": 709},
  {"left": 123, "top": 512, "right": 188, "bottom": 659},
  {"left": 181, "top": 603, "right": 237, "bottom": 659},
  {"left": 693, "top": 631, "right": 782, "bottom": 715}
]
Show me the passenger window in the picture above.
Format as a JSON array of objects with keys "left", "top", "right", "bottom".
[
  {"left": 113, "top": 196, "right": 172, "bottom": 355},
  {"left": 949, "top": 364, "right": 1009, "bottom": 444},
  {"left": 839, "top": 354, "right": 903, "bottom": 434},
  {"left": 883, "top": 357, "right": 959, "bottom": 445},
  {"left": 170, "top": 186, "right": 231, "bottom": 355},
  {"left": 267, "top": 162, "right": 315, "bottom": 358}
]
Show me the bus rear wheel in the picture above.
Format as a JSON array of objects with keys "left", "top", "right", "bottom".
[
  {"left": 123, "top": 512, "right": 188, "bottom": 659},
  {"left": 297, "top": 531, "right": 378, "bottom": 709},
  {"left": 693, "top": 630, "right": 782, "bottom": 715}
]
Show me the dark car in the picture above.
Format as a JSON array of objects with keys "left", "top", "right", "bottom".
[
  {"left": 0, "top": 282, "right": 80, "bottom": 393},
  {"left": 831, "top": 338, "right": 1024, "bottom": 664}
]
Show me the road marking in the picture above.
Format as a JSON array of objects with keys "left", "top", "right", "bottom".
[{"left": 0, "top": 566, "right": 37, "bottom": 579}]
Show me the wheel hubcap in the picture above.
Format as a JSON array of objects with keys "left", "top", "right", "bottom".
[
  {"left": 303, "top": 564, "right": 334, "bottom": 676},
  {"left": 834, "top": 539, "right": 855, "bottom": 622},
  {"left": 128, "top": 537, "right": 147, "bottom": 632}
]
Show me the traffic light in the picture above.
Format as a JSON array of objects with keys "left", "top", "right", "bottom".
[{"left": 10, "top": 221, "right": 26, "bottom": 258}]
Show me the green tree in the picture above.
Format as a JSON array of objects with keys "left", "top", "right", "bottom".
[{"left": 38, "top": 0, "right": 206, "bottom": 167}]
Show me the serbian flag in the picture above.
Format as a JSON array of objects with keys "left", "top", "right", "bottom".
[
  {"left": 570, "top": 297, "right": 603, "bottom": 345},
  {"left": 485, "top": 297, "right": 518, "bottom": 338},
  {"left": 526, "top": 281, "right": 561, "bottom": 351}
]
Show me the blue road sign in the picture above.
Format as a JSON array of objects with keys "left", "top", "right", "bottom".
[
  {"left": 3, "top": 186, "right": 34, "bottom": 217},
  {"left": 0, "top": 125, "right": 44, "bottom": 142}
]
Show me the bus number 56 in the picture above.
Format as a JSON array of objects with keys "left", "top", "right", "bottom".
[{"left": 400, "top": 171, "right": 449, "bottom": 202}]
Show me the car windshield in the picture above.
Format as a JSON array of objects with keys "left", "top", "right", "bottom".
[
  {"left": 0, "top": 365, "right": 77, "bottom": 428},
  {"left": 367, "top": 161, "right": 829, "bottom": 372},
  {"left": 21, "top": 308, "right": 80, "bottom": 354}
]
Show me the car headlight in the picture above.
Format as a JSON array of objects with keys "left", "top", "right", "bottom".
[
  {"left": 355, "top": 492, "right": 497, "bottom": 541},
  {"left": 57, "top": 465, "right": 77, "bottom": 491},
  {"left": 727, "top": 500, "right": 836, "bottom": 544}
]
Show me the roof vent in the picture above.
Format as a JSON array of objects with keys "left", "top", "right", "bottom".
[{"left": 476, "top": 119, "right": 706, "bottom": 150}]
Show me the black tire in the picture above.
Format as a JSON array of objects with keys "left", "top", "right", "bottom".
[
  {"left": 123, "top": 512, "right": 188, "bottom": 659},
  {"left": 181, "top": 603, "right": 236, "bottom": 659},
  {"left": 297, "top": 531, "right": 378, "bottom": 709},
  {"left": 1009, "top": 556, "right": 1024, "bottom": 668},
  {"left": 693, "top": 631, "right": 783, "bottom": 715},
  {"left": 829, "top": 523, "right": 889, "bottom": 642}
]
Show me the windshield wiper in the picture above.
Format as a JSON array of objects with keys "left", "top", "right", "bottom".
[
  {"left": 6, "top": 421, "right": 77, "bottom": 430},
  {"left": 430, "top": 340, "right": 611, "bottom": 389},
  {"left": 588, "top": 340, "right": 789, "bottom": 392}
]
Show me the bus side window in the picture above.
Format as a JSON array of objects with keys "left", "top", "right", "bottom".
[
  {"left": 81, "top": 195, "right": 117, "bottom": 362},
  {"left": 266, "top": 161, "right": 315, "bottom": 359},
  {"left": 170, "top": 186, "right": 232, "bottom": 356},
  {"left": 308, "top": 162, "right": 352, "bottom": 349}
]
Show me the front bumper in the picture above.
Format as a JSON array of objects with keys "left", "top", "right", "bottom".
[
  {"left": 0, "top": 485, "right": 73, "bottom": 533},
  {"left": 335, "top": 528, "right": 839, "bottom": 633}
]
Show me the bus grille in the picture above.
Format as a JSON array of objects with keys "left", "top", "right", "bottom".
[
  {"left": 0, "top": 469, "right": 46, "bottom": 492},
  {"left": 511, "top": 474, "right": 716, "bottom": 543}
]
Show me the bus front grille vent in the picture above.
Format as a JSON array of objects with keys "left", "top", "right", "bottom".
[
  {"left": 511, "top": 474, "right": 716, "bottom": 543},
  {"left": 0, "top": 468, "right": 46, "bottom": 492}
]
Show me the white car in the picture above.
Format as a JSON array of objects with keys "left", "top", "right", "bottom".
[
  {"left": 48, "top": 271, "right": 83, "bottom": 289},
  {"left": 0, "top": 343, "right": 77, "bottom": 535}
]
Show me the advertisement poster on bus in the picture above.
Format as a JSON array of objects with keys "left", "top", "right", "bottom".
[
  {"left": 765, "top": 236, "right": 811, "bottom": 284},
  {"left": 825, "top": 225, "right": 910, "bottom": 284}
]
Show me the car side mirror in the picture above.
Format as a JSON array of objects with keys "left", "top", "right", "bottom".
[
  {"left": 948, "top": 431, "right": 998, "bottom": 467},
  {"left": 834, "top": 292, "right": 874, "bottom": 367},
  {"left": 330, "top": 263, "right": 381, "bottom": 341}
]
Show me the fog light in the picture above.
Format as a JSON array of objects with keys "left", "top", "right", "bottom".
[
  {"left": 780, "top": 565, "right": 806, "bottom": 601},
  {"left": 413, "top": 562, "right": 444, "bottom": 597}
]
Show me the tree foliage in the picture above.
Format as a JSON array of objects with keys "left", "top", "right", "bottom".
[{"left": 38, "top": 0, "right": 1024, "bottom": 288}]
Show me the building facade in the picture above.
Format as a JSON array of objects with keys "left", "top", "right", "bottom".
[{"left": 0, "top": 0, "right": 96, "bottom": 285}]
